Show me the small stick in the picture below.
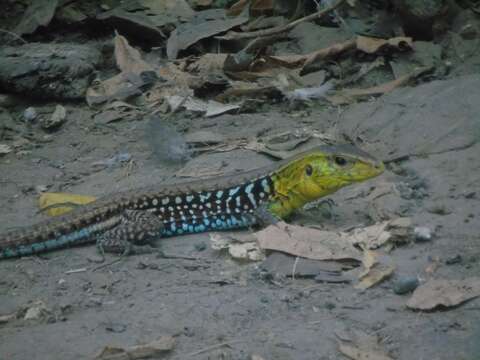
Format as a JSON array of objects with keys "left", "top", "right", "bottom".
[
  {"left": 216, "top": 0, "right": 346, "bottom": 41},
  {"left": 185, "top": 340, "right": 245, "bottom": 357},
  {"left": 292, "top": 256, "right": 300, "bottom": 280},
  {"left": 65, "top": 268, "right": 88, "bottom": 274},
  {"left": 92, "top": 258, "right": 123, "bottom": 272},
  {"left": 0, "top": 29, "right": 28, "bottom": 44}
]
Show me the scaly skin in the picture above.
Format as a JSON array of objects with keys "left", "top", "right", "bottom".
[{"left": 0, "top": 144, "right": 384, "bottom": 259}]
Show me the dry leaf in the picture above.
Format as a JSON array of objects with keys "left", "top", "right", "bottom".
[
  {"left": 227, "top": 0, "right": 249, "bottom": 16},
  {"left": 165, "top": 95, "right": 240, "bottom": 117},
  {"left": 337, "top": 329, "right": 394, "bottom": 360},
  {"left": 205, "top": 100, "right": 240, "bottom": 117},
  {"left": 267, "top": 39, "right": 356, "bottom": 69},
  {"left": 114, "top": 33, "right": 154, "bottom": 74},
  {"left": 185, "top": 53, "right": 228, "bottom": 75},
  {"left": 406, "top": 278, "right": 480, "bottom": 310},
  {"left": 24, "top": 301, "right": 50, "bottom": 321},
  {"left": 167, "top": 10, "right": 248, "bottom": 59},
  {"left": 95, "top": 336, "right": 175, "bottom": 360},
  {"left": 327, "top": 67, "right": 431, "bottom": 105},
  {"left": 339, "top": 343, "right": 394, "bottom": 360},
  {"left": 39, "top": 193, "right": 97, "bottom": 217},
  {"left": 356, "top": 35, "right": 412, "bottom": 54},
  {"left": 255, "top": 222, "right": 362, "bottom": 261},
  {"left": 210, "top": 233, "right": 263, "bottom": 261},
  {"left": 86, "top": 72, "right": 145, "bottom": 106},
  {"left": 349, "top": 218, "right": 412, "bottom": 249},
  {"left": 14, "top": 0, "right": 59, "bottom": 35},
  {"left": 355, "top": 250, "right": 395, "bottom": 290}
]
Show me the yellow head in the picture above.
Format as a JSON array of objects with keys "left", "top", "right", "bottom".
[{"left": 269, "top": 144, "right": 385, "bottom": 218}]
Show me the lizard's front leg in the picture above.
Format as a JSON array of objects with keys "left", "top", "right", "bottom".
[{"left": 96, "top": 210, "right": 164, "bottom": 256}]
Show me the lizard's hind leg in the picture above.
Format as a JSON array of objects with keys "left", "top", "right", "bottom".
[{"left": 97, "top": 210, "right": 164, "bottom": 256}]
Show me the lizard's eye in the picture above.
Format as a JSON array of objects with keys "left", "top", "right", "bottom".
[
  {"left": 305, "top": 164, "right": 313, "bottom": 176},
  {"left": 334, "top": 156, "right": 347, "bottom": 166}
]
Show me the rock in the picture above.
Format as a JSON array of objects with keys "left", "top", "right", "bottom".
[
  {"left": 24, "top": 300, "right": 50, "bottom": 321},
  {"left": 41, "top": 105, "right": 67, "bottom": 130},
  {"left": 0, "top": 43, "right": 102, "bottom": 100},
  {"left": 23, "top": 107, "right": 37, "bottom": 122},
  {"left": 393, "top": 276, "right": 419, "bottom": 294},
  {"left": 414, "top": 226, "right": 433, "bottom": 242},
  {"left": 445, "top": 254, "right": 462, "bottom": 265}
]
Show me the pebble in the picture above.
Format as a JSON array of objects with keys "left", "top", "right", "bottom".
[
  {"left": 23, "top": 106, "right": 37, "bottom": 122},
  {"left": 445, "top": 254, "right": 462, "bottom": 265},
  {"left": 414, "top": 226, "right": 433, "bottom": 242},
  {"left": 393, "top": 276, "right": 419, "bottom": 295},
  {"left": 194, "top": 242, "right": 207, "bottom": 251}
]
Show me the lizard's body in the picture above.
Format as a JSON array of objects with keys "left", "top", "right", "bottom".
[{"left": 0, "top": 144, "right": 384, "bottom": 259}]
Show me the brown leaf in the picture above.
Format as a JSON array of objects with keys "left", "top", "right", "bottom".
[
  {"left": 227, "top": 0, "right": 249, "bottom": 16},
  {"left": 96, "top": 336, "right": 175, "bottom": 360},
  {"left": 337, "top": 329, "right": 394, "bottom": 360},
  {"left": 167, "top": 10, "right": 249, "bottom": 59},
  {"left": 406, "top": 278, "right": 480, "bottom": 310},
  {"left": 267, "top": 38, "right": 356, "bottom": 69},
  {"left": 86, "top": 72, "right": 146, "bottom": 106},
  {"left": 338, "top": 343, "right": 394, "bottom": 360},
  {"left": 185, "top": 53, "right": 228, "bottom": 76},
  {"left": 255, "top": 222, "right": 362, "bottom": 261},
  {"left": 355, "top": 250, "right": 395, "bottom": 290},
  {"left": 356, "top": 35, "right": 413, "bottom": 54},
  {"left": 114, "top": 33, "right": 154, "bottom": 74},
  {"left": 349, "top": 218, "right": 412, "bottom": 249}
]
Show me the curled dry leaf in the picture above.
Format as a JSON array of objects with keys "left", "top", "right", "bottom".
[
  {"left": 338, "top": 343, "right": 394, "bottom": 360},
  {"left": 355, "top": 250, "right": 395, "bottom": 290},
  {"left": 95, "top": 336, "right": 175, "bottom": 360},
  {"left": 210, "top": 233, "right": 263, "bottom": 261},
  {"left": 167, "top": 10, "right": 249, "bottom": 59},
  {"left": 406, "top": 278, "right": 480, "bottom": 310},
  {"left": 24, "top": 300, "right": 50, "bottom": 321},
  {"left": 114, "top": 32, "right": 154, "bottom": 74},
  {"left": 337, "top": 329, "right": 394, "bottom": 360},
  {"left": 349, "top": 217, "right": 412, "bottom": 249}
]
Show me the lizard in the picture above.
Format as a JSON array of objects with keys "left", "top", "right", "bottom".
[{"left": 0, "top": 144, "right": 384, "bottom": 259}]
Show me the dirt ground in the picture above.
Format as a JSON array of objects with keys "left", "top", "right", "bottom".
[{"left": 0, "top": 72, "right": 479, "bottom": 360}]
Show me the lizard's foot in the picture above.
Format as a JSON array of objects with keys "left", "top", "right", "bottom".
[{"left": 96, "top": 210, "right": 164, "bottom": 256}]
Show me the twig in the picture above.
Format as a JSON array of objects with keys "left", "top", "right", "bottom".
[
  {"left": 65, "top": 267, "right": 88, "bottom": 274},
  {"left": 185, "top": 340, "right": 245, "bottom": 357},
  {"left": 216, "top": 0, "right": 346, "bottom": 41},
  {"left": 0, "top": 29, "right": 28, "bottom": 44},
  {"left": 159, "top": 252, "right": 199, "bottom": 261},
  {"left": 92, "top": 258, "right": 123, "bottom": 272},
  {"left": 292, "top": 256, "right": 300, "bottom": 281}
]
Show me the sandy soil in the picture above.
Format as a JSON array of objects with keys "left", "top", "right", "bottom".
[{"left": 0, "top": 75, "right": 479, "bottom": 360}]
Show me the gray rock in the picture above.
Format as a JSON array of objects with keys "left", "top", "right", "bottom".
[
  {"left": 414, "top": 226, "right": 433, "bottom": 242},
  {"left": 393, "top": 276, "right": 420, "bottom": 294},
  {"left": 0, "top": 43, "right": 102, "bottom": 100}
]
